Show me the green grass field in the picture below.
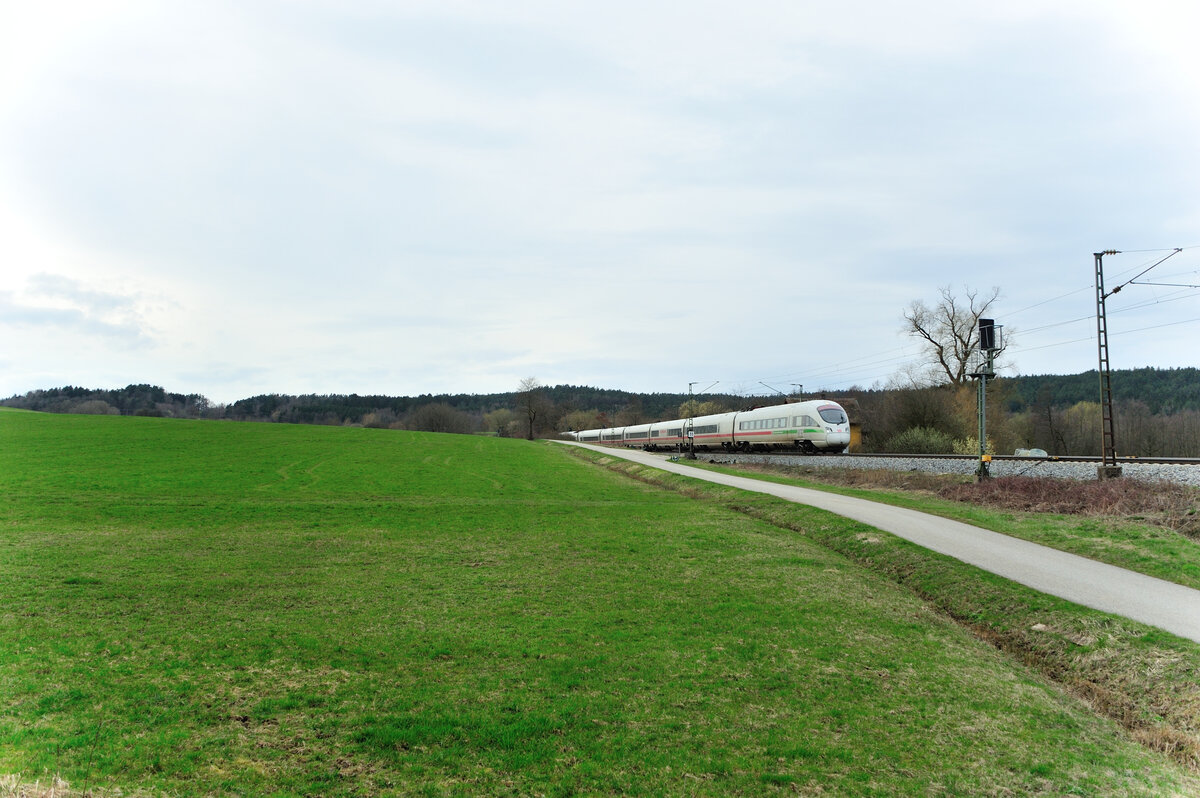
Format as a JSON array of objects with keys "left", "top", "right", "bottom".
[{"left": 2, "top": 409, "right": 1197, "bottom": 796}]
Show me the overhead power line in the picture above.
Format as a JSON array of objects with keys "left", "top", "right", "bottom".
[
  {"left": 1017, "top": 335, "right": 1094, "bottom": 353},
  {"left": 1118, "top": 315, "right": 1200, "bottom": 336},
  {"left": 1005, "top": 284, "right": 1093, "bottom": 319},
  {"left": 1014, "top": 314, "right": 1200, "bottom": 354},
  {"left": 1107, "top": 248, "right": 1183, "bottom": 297}
]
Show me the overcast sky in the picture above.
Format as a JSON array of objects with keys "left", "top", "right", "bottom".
[{"left": 2, "top": 1, "right": 1198, "bottom": 405}]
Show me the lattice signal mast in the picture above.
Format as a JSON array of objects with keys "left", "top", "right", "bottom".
[{"left": 970, "top": 318, "right": 1002, "bottom": 480}]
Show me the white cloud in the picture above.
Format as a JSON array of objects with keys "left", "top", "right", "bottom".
[
  {"left": 0, "top": 1, "right": 1197, "bottom": 402},
  {"left": 0, "top": 271, "right": 158, "bottom": 341}
]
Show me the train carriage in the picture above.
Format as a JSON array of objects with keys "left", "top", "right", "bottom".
[
  {"left": 729, "top": 401, "right": 849, "bottom": 452},
  {"left": 650, "top": 421, "right": 686, "bottom": 448},
  {"left": 570, "top": 399, "right": 851, "bottom": 454},
  {"left": 622, "top": 423, "right": 653, "bottom": 447}
]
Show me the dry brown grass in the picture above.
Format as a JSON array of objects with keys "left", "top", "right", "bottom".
[
  {"left": 947, "top": 476, "right": 1200, "bottom": 539},
  {"left": 0, "top": 775, "right": 157, "bottom": 798},
  {"left": 0, "top": 776, "right": 91, "bottom": 798}
]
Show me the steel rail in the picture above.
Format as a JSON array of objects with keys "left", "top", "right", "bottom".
[
  {"left": 578, "top": 445, "right": 1200, "bottom": 467},
  {"left": 709, "top": 451, "right": 1200, "bottom": 466}
]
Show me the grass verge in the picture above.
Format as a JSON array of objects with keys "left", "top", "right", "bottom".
[
  {"left": 562, "top": 447, "right": 1200, "bottom": 773},
  {"left": 692, "top": 460, "right": 1200, "bottom": 590}
]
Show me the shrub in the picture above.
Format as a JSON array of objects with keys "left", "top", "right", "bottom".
[
  {"left": 406, "top": 403, "right": 477, "bottom": 434},
  {"left": 952, "top": 436, "right": 995, "bottom": 456},
  {"left": 71, "top": 400, "right": 119, "bottom": 415},
  {"left": 884, "top": 426, "right": 955, "bottom": 454}
]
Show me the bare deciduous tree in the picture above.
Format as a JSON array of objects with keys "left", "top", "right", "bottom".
[
  {"left": 516, "top": 377, "right": 550, "bottom": 440},
  {"left": 559, "top": 409, "right": 602, "bottom": 434},
  {"left": 615, "top": 399, "right": 646, "bottom": 426},
  {"left": 902, "top": 285, "right": 1002, "bottom": 386}
]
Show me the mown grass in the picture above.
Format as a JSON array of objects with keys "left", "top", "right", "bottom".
[{"left": 2, "top": 409, "right": 1198, "bottom": 795}]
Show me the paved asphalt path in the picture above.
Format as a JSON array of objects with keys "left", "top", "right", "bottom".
[{"left": 560, "top": 442, "right": 1200, "bottom": 644}]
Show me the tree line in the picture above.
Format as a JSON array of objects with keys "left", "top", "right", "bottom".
[
  {"left": 0, "top": 382, "right": 742, "bottom": 439},
  {"left": 1, "top": 384, "right": 213, "bottom": 418},
  {"left": 5, "top": 370, "right": 1200, "bottom": 456}
]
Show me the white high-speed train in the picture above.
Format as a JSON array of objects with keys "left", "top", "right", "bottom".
[{"left": 567, "top": 399, "right": 851, "bottom": 453}]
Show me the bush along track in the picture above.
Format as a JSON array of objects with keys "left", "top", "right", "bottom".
[{"left": 562, "top": 447, "right": 1200, "bottom": 771}]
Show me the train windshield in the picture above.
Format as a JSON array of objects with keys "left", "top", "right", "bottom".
[{"left": 818, "top": 407, "right": 848, "bottom": 424}]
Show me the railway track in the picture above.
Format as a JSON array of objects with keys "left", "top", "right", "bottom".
[
  {"left": 666, "top": 449, "right": 1200, "bottom": 485},
  {"left": 831, "top": 452, "right": 1200, "bottom": 466},
  {"left": 635, "top": 447, "right": 1200, "bottom": 466}
]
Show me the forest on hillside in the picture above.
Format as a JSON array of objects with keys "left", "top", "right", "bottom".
[
  {"left": 999, "top": 367, "right": 1200, "bottom": 415},
  {"left": 5, "top": 368, "right": 1200, "bottom": 456}
]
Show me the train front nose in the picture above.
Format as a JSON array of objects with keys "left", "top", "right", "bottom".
[{"left": 827, "top": 431, "right": 850, "bottom": 447}]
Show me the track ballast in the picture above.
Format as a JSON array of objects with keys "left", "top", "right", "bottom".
[{"left": 681, "top": 451, "right": 1200, "bottom": 486}]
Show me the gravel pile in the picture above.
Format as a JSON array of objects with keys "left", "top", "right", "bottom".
[{"left": 708, "top": 453, "right": 1200, "bottom": 487}]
